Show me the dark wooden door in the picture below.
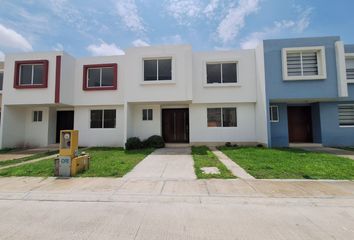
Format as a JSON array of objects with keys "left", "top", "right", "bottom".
[
  {"left": 162, "top": 109, "right": 189, "bottom": 143},
  {"left": 56, "top": 111, "right": 74, "bottom": 143},
  {"left": 287, "top": 106, "right": 313, "bottom": 143}
]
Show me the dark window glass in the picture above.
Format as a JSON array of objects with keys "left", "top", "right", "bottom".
[
  {"left": 142, "top": 109, "right": 147, "bottom": 120},
  {"left": 0, "top": 72, "right": 3, "bottom": 91},
  {"left": 270, "top": 106, "right": 279, "bottom": 122},
  {"left": 158, "top": 59, "right": 172, "bottom": 80},
  {"left": 207, "top": 108, "right": 221, "bottom": 127},
  {"left": 101, "top": 67, "right": 114, "bottom": 86},
  {"left": 88, "top": 68, "right": 101, "bottom": 87},
  {"left": 33, "top": 65, "right": 44, "bottom": 84},
  {"left": 20, "top": 65, "right": 32, "bottom": 85},
  {"left": 38, "top": 111, "right": 43, "bottom": 122},
  {"left": 33, "top": 111, "right": 43, "bottom": 122},
  {"left": 144, "top": 60, "right": 157, "bottom": 81},
  {"left": 206, "top": 64, "right": 221, "bottom": 83},
  {"left": 222, "top": 63, "right": 237, "bottom": 83},
  {"left": 222, "top": 108, "right": 237, "bottom": 127},
  {"left": 90, "top": 110, "right": 103, "bottom": 128},
  {"left": 104, "top": 110, "right": 116, "bottom": 128},
  {"left": 33, "top": 111, "right": 37, "bottom": 122},
  {"left": 148, "top": 109, "right": 153, "bottom": 120}
]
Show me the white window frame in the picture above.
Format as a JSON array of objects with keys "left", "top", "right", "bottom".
[
  {"left": 89, "top": 109, "right": 116, "bottom": 129},
  {"left": 205, "top": 61, "right": 238, "bottom": 85},
  {"left": 142, "top": 57, "right": 173, "bottom": 82},
  {"left": 142, "top": 109, "right": 153, "bottom": 121},
  {"left": 207, "top": 107, "right": 237, "bottom": 128},
  {"left": 269, "top": 105, "right": 279, "bottom": 123},
  {"left": 338, "top": 104, "right": 354, "bottom": 127},
  {"left": 345, "top": 53, "right": 354, "bottom": 83},
  {"left": 19, "top": 64, "right": 44, "bottom": 86},
  {"left": 87, "top": 67, "right": 114, "bottom": 88},
  {"left": 282, "top": 46, "right": 327, "bottom": 81}
]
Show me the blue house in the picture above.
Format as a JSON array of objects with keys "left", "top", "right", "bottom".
[{"left": 263, "top": 36, "right": 354, "bottom": 147}]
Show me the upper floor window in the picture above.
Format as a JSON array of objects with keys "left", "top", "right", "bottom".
[
  {"left": 338, "top": 104, "right": 354, "bottom": 127},
  {"left": 14, "top": 60, "right": 48, "bottom": 89},
  {"left": 0, "top": 71, "right": 3, "bottom": 91},
  {"left": 206, "top": 62, "right": 237, "bottom": 84},
  {"left": 83, "top": 64, "right": 117, "bottom": 91},
  {"left": 345, "top": 56, "right": 354, "bottom": 82},
  {"left": 282, "top": 46, "right": 327, "bottom": 81},
  {"left": 207, "top": 107, "right": 237, "bottom": 127},
  {"left": 144, "top": 58, "right": 172, "bottom": 81}
]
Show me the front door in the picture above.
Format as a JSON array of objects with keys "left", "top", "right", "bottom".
[
  {"left": 56, "top": 111, "right": 74, "bottom": 143},
  {"left": 162, "top": 109, "right": 189, "bottom": 143},
  {"left": 287, "top": 106, "right": 313, "bottom": 143}
]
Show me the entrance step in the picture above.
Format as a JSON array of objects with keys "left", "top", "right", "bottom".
[{"left": 165, "top": 143, "right": 190, "bottom": 148}]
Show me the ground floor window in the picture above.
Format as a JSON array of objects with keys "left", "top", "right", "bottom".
[
  {"left": 338, "top": 104, "right": 354, "bottom": 126},
  {"left": 207, "top": 107, "right": 237, "bottom": 127},
  {"left": 90, "top": 109, "right": 116, "bottom": 128},
  {"left": 33, "top": 111, "right": 43, "bottom": 122},
  {"left": 269, "top": 105, "right": 279, "bottom": 122},
  {"left": 142, "top": 109, "right": 153, "bottom": 120}
]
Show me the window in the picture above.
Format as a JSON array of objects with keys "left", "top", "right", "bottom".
[
  {"left": 90, "top": 109, "right": 116, "bottom": 128},
  {"left": 144, "top": 58, "right": 172, "bottom": 81},
  {"left": 206, "top": 62, "right": 237, "bottom": 84},
  {"left": 0, "top": 71, "right": 3, "bottom": 91},
  {"left": 282, "top": 46, "right": 326, "bottom": 80},
  {"left": 345, "top": 57, "right": 354, "bottom": 81},
  {"left": 142, "top": 109, "right": 153, "bottom": 121},
  {"left": 83, "top": 64, "right": 117, "bottom": 90},
  {"left": 14, "top": 60, "right": 48, "bottom": 89},
  {"left": 207, "top": 108, "right": 237, "bottom": 127},
  {"left": 269, "top": 105, "right": 279, "bottom": 122},
  {"left": 338, "top": 104, "right": 354, "bottom": 127},
  {"left": 33, "top": 111, "right": 43, "bottom": 122}
]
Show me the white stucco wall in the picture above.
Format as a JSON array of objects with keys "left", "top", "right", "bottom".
[
  {"left": 74, "top": 105, "right": 125, "bottom": 147},
  {"left": 60, "top": 53, "right": 76, "bottom": 105},
  {"left": 189, "top": 103, "right": 257, "bottom": 144},
  {"left": 74, "top": 56, "right": 125, "bottom": 106},
  {"left": 1, "top": 106, "right": 26, "bottom": 147},
  {"left": 124, "top": 45, "right": 193, "bottom": 102},
  {"left": 3, "top": 52, "right": 60, "bottom": 105},
  {"left": 130, "top": 104, "right": 161, "bottom": 140},
  {"left": 24, "top": 107, "right": 50, "bottom": 147},
  {"left": 192, "top": 50, "right": 257, "bottom": 103}
]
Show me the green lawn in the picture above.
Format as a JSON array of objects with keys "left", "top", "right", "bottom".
[
  {"left": 0, "top": 150, "right": 58, "bottom": 167},
  {"left": 192, "top": 146, "right": 235, "bottom": 179},
  {"left": 219, "top": 147, "right": 354, "bottom": 180},
  {"left": 0, "top": 147, "right": 153, "bottom": 177}
]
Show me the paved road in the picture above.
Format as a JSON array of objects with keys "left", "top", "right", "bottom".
[{"left": 0, "top": 177, "right": 354, "bottom": 239}]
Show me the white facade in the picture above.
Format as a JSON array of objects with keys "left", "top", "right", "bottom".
[{"left": 0, "top": 45, "right": 268, "bottom": 148}]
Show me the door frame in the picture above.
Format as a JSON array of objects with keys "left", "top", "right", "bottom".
[
  {"left": 287, "top": 106, "right": 313, "bottom": 143},
  {"left": 161, "top": 108, "right": 190, "bottom": 143}
]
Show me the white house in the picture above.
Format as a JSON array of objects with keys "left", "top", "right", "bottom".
[{"left": 0, "top": 44, "right": 268, "bottom": 148}]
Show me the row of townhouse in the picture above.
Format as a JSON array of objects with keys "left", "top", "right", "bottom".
[{"left": 0, "top": 36, "right": 353, "bottom": 148}]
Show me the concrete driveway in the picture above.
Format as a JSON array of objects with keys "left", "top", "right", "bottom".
[{"left": 123, "top": 147, "right": 196, "bottom": 180}]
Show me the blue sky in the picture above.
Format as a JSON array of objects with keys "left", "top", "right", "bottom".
[{"left": 0, "top": 0, "right": 353, "bottom": 59}]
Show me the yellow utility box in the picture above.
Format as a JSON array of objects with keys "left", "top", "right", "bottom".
[{"left": 54, "top": 130, "right": 90, "bottom": 177}]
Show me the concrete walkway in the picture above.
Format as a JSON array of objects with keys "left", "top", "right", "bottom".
[
  {"left": 123, "top": 147, "right": 196, "bottom": 180},
  {"left": 0, "top": 154, "right": 58, "bottom": 170},
  {"left": 209, "top": 146, "right": 255, "bottom": 179},
  {"left": 0, "top": 146, "right": 58, "bottom": 162},
  {"left": 296, "top": 146, "right": 354, "bottom": 160}
]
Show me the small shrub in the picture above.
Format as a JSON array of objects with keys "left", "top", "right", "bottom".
[
  {"left": 256, "top": 144, "right": 264, "bottom": 148},
  {"left": 125, "top": 137, "right": 142, "bottom": 150},
  {"left": 143, "top": 135, "right": 165, "bottom": 148},
  {"left": 232, "top": 144, "right": 239, "bottom": 148},
  {"left": 225, "top": 142, "right": 232, "bottom": 147}
]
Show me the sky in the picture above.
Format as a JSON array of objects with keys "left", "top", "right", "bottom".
[{"left": 0, "top": 0, "right": 353, "bottom": 59}]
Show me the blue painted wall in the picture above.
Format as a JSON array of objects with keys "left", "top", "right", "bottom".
[
  {"left": 319, "top": 102, "right": 354, "bottom": 146},
  {"left": 264, "top": 36, "right": 341, "bottom": 100},
  {"left": 311, "top": 103, "right": 322, "bottom": 143},
  {"left": 270, "top": 103, "right": 288, "bottom": 147}
]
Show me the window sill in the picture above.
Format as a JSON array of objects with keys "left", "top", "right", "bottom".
[
  {"left": 339, "top": 125, "right": 354, "bottom": 128},
  {"left": 83, "top": 86, "right": 117, "bottom": 91},
  {"left": 203, "top": 83, "right": 241, "bottom": 88},
  {"left": 140, "top": 81, "right": 176, "bottom": 86},
  {"left": 347, "top": 80, "right": 354, "bottom": 84},
  {"left": 283, "top": 75, "right": 326, "bottom": 81}
]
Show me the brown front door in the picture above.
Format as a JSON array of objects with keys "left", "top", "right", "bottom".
[
  {"left": 287, "top": 106, "right": 313, "bottom": 143},
  {"left": 162, "top": 109, "right": 189, "bottom": 143}
]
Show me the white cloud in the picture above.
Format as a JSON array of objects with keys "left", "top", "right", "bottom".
[
  {"left": 203, "top": 0, "right": 219, "bottom": 17},
  {"left": 166, "top": 0, "right": 202, "bottom": 25},
  {"left": 0, "top": 51, "right": 4, "bottom": 61},
  {"left": 132, "top": 39, "right": 150, "bottom": 47},
  {"left": 87, "top": 40, "right": 125, "bottom": 56},
  {"left": 161, "top": 34, "right": 184, "bottom": 44},
  {"left": 115, "top": 0, "right": 145, "bottom": 33},
  {"left": 217, "top": 0, "right": 260, "bottom": 43},
  {"left": 240, "top": 7, "right": 313, "bottom": 49},
  {"left": 53, "top": 43, "right": 64, "bottom": 51},
  {"left": 0, "top": 24, "right": 32, "bottom": 51}
]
